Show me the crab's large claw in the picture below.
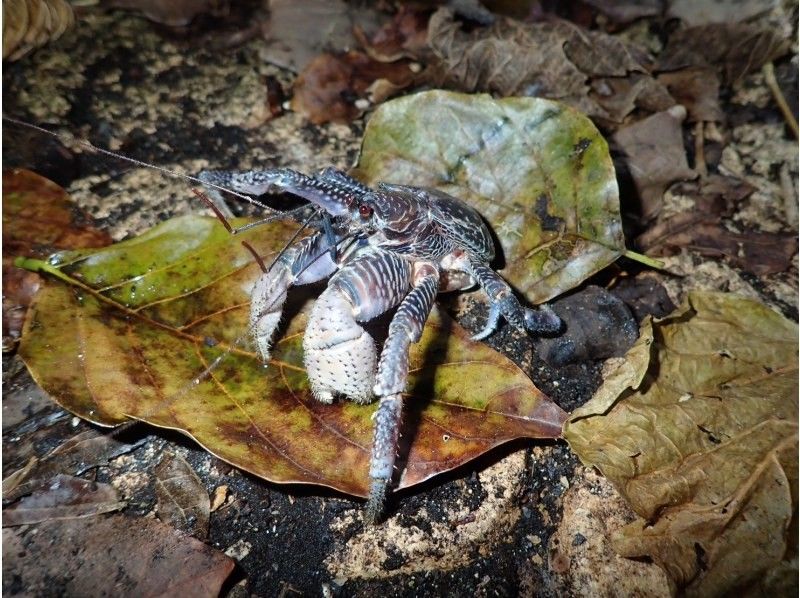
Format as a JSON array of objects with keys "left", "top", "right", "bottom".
[{"left": 199, "top": 167, "right": 370, "bottom": 218}]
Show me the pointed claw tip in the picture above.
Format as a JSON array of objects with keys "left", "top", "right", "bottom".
[{"left": 364, "top": 478, "right": 389, "bottom": 525}]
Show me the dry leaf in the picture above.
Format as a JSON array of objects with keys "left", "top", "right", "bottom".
[
  {"left": 107, "top": 0, "right": 228, "bottom": 27},
  {"left": 260, "top": 0, "right": 381, "bottom": 72},
  {"left": 636, "top": 211, "right": 797, "bottom": 275},
  {"left": 3, "top": 474, "right": 125, "bottom": 526},
  {"left": 291, "top": 51, "right": 417, "bottom": 124},
  {"left": 425, "top": 8, "right": 674, "bottom": 124},
  {"left": 583, "top": 0, "right": 663, "bottom": 24},
  {"left": 2, "top": 514, "right": 234, "bottom": 597},
  {"left": 612, "top": 105, "right": 696, "bottom": 222},
  {"left": 666, "top": 0, "right": 778, "bottom": 26},
  {"left": 155, "top": 452, "right": 210, "bottom": 539},
  {"left": 658, "top": 23, "right": 790, "bottom": 85},
  {"left": 564, "top": 291, "right": 798, "bottom": 595},
  {"left": 657, "top": 67, "right": 724, "bottom": 122},
  {"left": 355, "top": 4, "right": 431, "bottom": 63},
  {"left": 3, "top": 430, "right": 145, "bottom": 502}
]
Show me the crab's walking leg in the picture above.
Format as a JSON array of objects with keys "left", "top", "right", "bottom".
[
  {"left": 303, "top": 248, "right": 411, "bottom": 403},
  {"left": 250, "top": 232, "right": 337, "bottom": 360},
  {"left": 366, "top": 263, "right": 440, "bottom": 523},
  {"left": 468, "top": 259, "right": 561, "bottom": 340}
]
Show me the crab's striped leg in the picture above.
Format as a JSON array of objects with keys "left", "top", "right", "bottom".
[
  {"left": 366, "top": 263, "right": 440, "bottom": 524},
  {"left": 467, "top": 259, "right": 561, "bottom": 341}
]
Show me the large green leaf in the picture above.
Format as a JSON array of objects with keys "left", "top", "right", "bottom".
[
  {"left": 563, "top": 291, "right": 798, "bottom": 595},
  {"left": 18, "top": 214, "right": 566, "bottom": 497},
  {"left": 353, "top": 90, "right": 625, "bottom": 304}
]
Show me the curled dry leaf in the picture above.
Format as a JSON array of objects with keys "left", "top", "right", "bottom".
[
  {"left": 353, "top": 91, "right": 625, "bottom": 305},
  {"left": 2, "top": 514, "right": 234, "bottom": 597},
  {"left": 563, "top": 291, "right": 798, "bottom": 595},
  {"left": 425, "top": 8, "right": 674, "bottom": 124},
  {"left": 155, "top": 452, "right": 210, "bottom": 539},
  {"left": 3, "top": 169, "right": 112, "bottom": 350},
  {"left": 18, "top": 211, "right": 565, "bottom": 498},
  {"left": 3, "top": 474, "right": 125, "bottom": 526}
]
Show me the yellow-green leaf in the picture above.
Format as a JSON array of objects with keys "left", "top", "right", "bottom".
[{"left": 353, "top": 90, "right": 625, "bottom": 304}]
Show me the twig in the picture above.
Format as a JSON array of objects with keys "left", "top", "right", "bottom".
[
  {"left": 779, "top": 162, "right": 798, "bottom": 228},
  {"left": 693, "top": 121, "right": 707, "bottom": 177},
  {"left": 763, "top": 62, "right": 799, "bottom": 139}
]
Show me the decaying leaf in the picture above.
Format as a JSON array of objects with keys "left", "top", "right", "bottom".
[
  {"left": 425, "top": 8, "right": 674, "bottom": 124},
  {"left": 563, "top": 291, "right": 798, "bottom": 595},
  {"left": 260, "top": 0, "right": 381, "bottom": 72},
  {"left": 3, "top": 169, "right": 112, "bottom": 349},
  {"left": 155, "top": 452, "right": 210, "bottom": 539},
  {"left": 666, "top": 0, "right": 778, "bottom": 26},
  {"left": 354, "top": 4, "right": 431, "bottom": 63},
  {"left": 353, "top": 91, "right": 625, "bottom": 304},
  {"left": 612, "top": 105, "right": 696, "bottom": 222},
  {"left": 2, "top": 514, "right": 234, "bottom": 597},
  {"left": 657, "top": 67, "right": 724, "bottom": 122},
  {"left": 18, "top": 211, "right": 566, "bottom": 498},
  {"left": 106, "top": 0, "right": 228, "bottom": 27},
  {"left": 658, "top": 23, "right": 790, "bottom": 85},
  {"left": 3, "top": 474, "right": 125, "bottom": 526},
  {"left": 291, "top": 51, "right": 417, "bottom": 124},
  {"left": 3, "top": 429, "right": 146, "bottom": 502},
  {"left": 636, "top": 211, "right": 797, "bottom": 276}
]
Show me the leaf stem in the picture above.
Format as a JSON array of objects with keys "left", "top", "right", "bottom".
[{"left": 622, "top": 250, "right": 665, "bottom": 270}]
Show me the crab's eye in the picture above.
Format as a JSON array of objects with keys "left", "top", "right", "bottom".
[{"left": 358, "top": 204, "right": 373, "bottom": 218}]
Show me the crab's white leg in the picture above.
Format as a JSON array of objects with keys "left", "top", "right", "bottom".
[
  {"left": 366, "top": 263, "right": 440, "bottom": 523},
  {"left": 250, "top": 232, "right": 337, "bottom": 361},
  {"left": 303, "top": 248, "right": 411, "bottom": 404}
]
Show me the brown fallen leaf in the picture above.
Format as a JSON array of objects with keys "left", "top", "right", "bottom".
[
  {"left": 425, "top": 8, "right": 674, "bottom": 124},
  {"left": 636, "top": 211, "right": 797, "bottom": 276},
  {"left": 657, "top": 67, "right": 724, "bottom": 122},
  {"left": 107, "top": 0, "right": 229, "bottom": 27},
  {"left": 3, "top": 429, "right": 145, "bottom": 502},
  {"left": 666, "top": 0, "right": 778, "bottom": 26},
  {"left": 155, "top": 452, "right": 210, "bottom": 539},
  {"left": 658, "top": 23, "right": 790, "bottom": 85},
  {"left": 612, "top": 105, "right": 696, "bottom": 222},
  {"left": 2, "top": 514, "right": 234, "bottom": 597},
  {"left": 564, "top": 291, "right": 798, "bottom": 596},
  {"left": 354, "top": 4, "right": 431, "bottom": 63},
  {"left": 582, "top": 0, "right": 663, "bottom": 24},
  {"left": 3, "top": 169, "right": 112, "bottom": 350},
  {"left": 260, "top": 0, "right": 381, "bottom": 73},
  {"left": 291, "top": 51, "right": 418, "bottom": 124},
  {"left": 3, "top": 474, "right": 125, "bottom": 526}
]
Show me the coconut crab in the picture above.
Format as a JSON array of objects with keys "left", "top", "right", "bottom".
[{"left": 198, "top": 166, "right": 562, "bottom": 522}]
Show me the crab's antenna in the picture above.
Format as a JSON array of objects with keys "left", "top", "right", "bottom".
[{"left": 3, "top": 115, "right": 280, "bottom": 213}]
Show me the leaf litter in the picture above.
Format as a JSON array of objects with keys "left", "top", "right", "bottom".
[
  {"left": 154, "top": 452, "right": 211, "bottom": 539},
  {"left": 563, "top": 291, "right": 798, "bottom": 595}
]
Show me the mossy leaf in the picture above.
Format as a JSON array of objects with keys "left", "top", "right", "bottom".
[
  {"left": 18, "top": 213, "right": 566, "bottom": 498},
  {"left": 353, "top": 90, "right": 625, "bottom": 304}
]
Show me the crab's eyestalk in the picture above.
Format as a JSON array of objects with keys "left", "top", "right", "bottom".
[{"left": 199, "top": 168, "right": 369, "bottom": 218}]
